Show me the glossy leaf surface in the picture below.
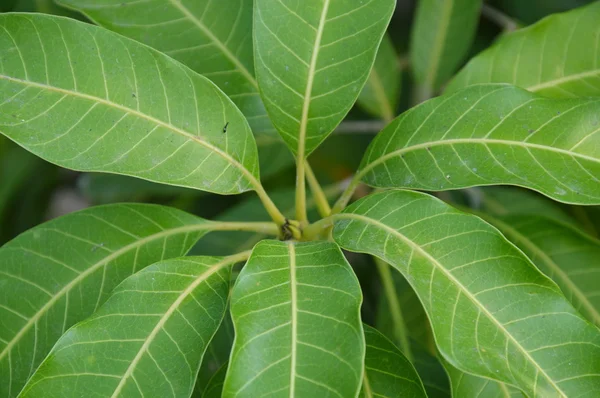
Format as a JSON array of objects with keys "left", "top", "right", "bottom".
[
  {"left": 360, "top": 325, "right": 427, "bottom": 398},
  {"left": 448, "top": 2, "right": 600, "bottom": 98},
  {"left": 333, "top": 190, "right": 600, "bottom": 397},
  {"left": 360, "top": 84, "right": 600, "bottom": 205},
  {"left": 0, "top": 14, "right": 259, "bottom": 195},
  {"left": 357, "top": 34, "right": 400, "bottom": 121},
  {"left": 410, "top": 0, "right": 482, "bottom": 92},
  {"left": 224, "top": 240, "right": 364, "bottom": 397},
  {"left": 0, "top": 204, "right": 209, "bottom": 397},
  {"left": 254, "top": 0, "right": 395, "bottom": 156},
  {"left": 21, "top": 256, "right": 234, "bottom": 397},
  {"left": 479, "top": 214, "right": 600, "bottom": 326}
]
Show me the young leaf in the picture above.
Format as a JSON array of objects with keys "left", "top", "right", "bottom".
[
  {"left": 410, "top": 0, "right": 482, "bottom": 95},
  {"left": 447, "top": 2, "right": 600, "bottom": 98},
  {"left": 0, "top": 204, "right": 210, "bottom": 397},
  {"left": 332, "top": 190, "right": 600, "bottom": 397},
  {"left": 360, "top": 325, "right": 427, "bottom": 398},
  {"left": 254, "top": 0, "right": 395, "bottom": 156},
  {"left": 477, "top": 214, "right": 600, "bottom": 326},
  {"left": 359, "top": 84, "right": 600, "bottom": 205},
  {"left": 224, "top": 240, "right": 364, "bottom": 397},
  {"left": 357, "top": 34, "right": 401, "bottom": 122},
  {"left": 0, "top": 14, "right": 259, "bottom": 195},
  {"left": 20, "top": 255, "right": 238, "bottom": 397}
]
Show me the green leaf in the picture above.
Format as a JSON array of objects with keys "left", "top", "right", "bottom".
[
  {"left": 360, "top": 325, "right": 427, "bottom": 398},
  {"left": 447, "top": 2, "right": 600, "bottom": 98},
  {"left": 20, "top": 255, "right": 237, "bottom": 397},
  {"left": 56, "top": 0, "right": 264, "bottom": 135},
  {"left": 0, "top": 204, "right": 211, "bottom": 397},
  {"left": 56, "top": 0, "right": 293, "bottom": 175},
  {"left": 224, "top": 240, "right": 364, "bottom": 397},
  {"left": 443, "top": 359, "right": 523, "bottom": 398},
  {"left": 0, "top": 145, "right": 39, "bottom": 217},
  {"left": 202, "top": 363, "right": 228, "bottom": 398},
  {"left": 410, "top": 0, "right": 482, "bottom": 94},
  {"left": 254, "top": 0, "right": 395, "bottom": 156},
  {"left": 357, "top": 34, "right": 401, "bottom": 122},
  {"left": 359, "top": 84, "right": 600, "bottom": 205},
  {"left": 332, "top": 190, "right": 600, "bottom": 396},
  {"left": 477, "top": 213, "right": 600, "bottom": 327},
  {"left": 0, "top": 14, "right": 260, "bottom": 195}
]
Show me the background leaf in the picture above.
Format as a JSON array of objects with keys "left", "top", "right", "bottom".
[
  {"left": 332, "top": 190, "right": 600, "bottom": 397},
  {"left": 0, "top": 204, "right": 210, "bottom": 397},
  {"left": 447, "top": 2, "right": 600, "bottom": 98},
  {"left": 475, "top": 213, "right": 600, "bottom": 326},
  {"left": 202, "top": 362, "right": 228, "bottom": 398},
  {"left": 0, "top": 14, "right": 260, "bottom": 195},
  {"left": 21, "top": 255, "right": 235, "bottom": 397},
  {"left": 360, "top": 324, "right": 427, "bottom": 398},
  {"left": 254, "top": 0, "right": 395, "bottom": 156},
  {"left": 410, "top": 0, "right": 482, "bottom": 96},
  {"left": 359, "top": 84, "right": 600, "bottom": 205},
  {"left": 357, "top": 34, "right": 401, "bottom": 122},
  {"left": 224, "top": 240, "right": 364, "bottom": 397}
]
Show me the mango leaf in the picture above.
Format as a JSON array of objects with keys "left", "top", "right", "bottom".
[
  {"left": 202, "top": 363, "right": 228, "bottom": 398},
  {"left": 359, "top": 84, "right": 600, "bottom": 205},
  {"left": 477, "top": 213, "right": 600, "bottom": 327},
  {"left": 20, "top": 255, "right": 238, "bottom": 397},
  {"left": 360, "top": 325, "right": 427, "bottom": 398},
  {"left": 357, "top": 34, "right": 401, "bottom": 122},
  {"left": 443, "top": 359, "right": 524, "bottom": 398},
  {"left": 224, "top": 240, "right": 364, "bottom": 397},
  {"left": 57, "top": 0, "right": 295, "bottom": 177},
  {"left": 254, "top": 0, "right": 395, "bottom": 156},
  {"left": 0, "top": 14, "right": 260, "bottom": 195},
  {"left": 0, "top": 204, "right": 212, "bottom": 397},
  {"left": 410, "top": 0, "right": 482, "bottom": 95},
  {"left": 447, "top": 2, "right": 600, "bottom": 98},
  {"left": 332, "top": 190, "right": 600, "bottom": 397}
]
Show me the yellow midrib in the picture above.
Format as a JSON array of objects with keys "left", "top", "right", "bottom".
[{"left": 333, "top": 212, "right": 568, "bottom": 397}]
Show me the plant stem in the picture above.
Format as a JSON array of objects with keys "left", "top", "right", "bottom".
[
  {"left": 302, "top": 216, "right": 335, "bottom": 241},
  {"left": 224, "top": 249, "right": 253, "bottom": 266},
  {"left": 374, "top": 257, "right": 413, "bottom": 362},
  {"left": 481, "top": 4, "right": 519, "bottom": 32},
  {"left": 330, "top": 175, "right": 362, "bottom": 215},
  {"left": 295, "top": 157, "right": 308, "bottom": 223},
  {"left": 305, "top": 162, "right": 331, "bottom": 218},
  {"left": 253, "top": 183, "right": 287, "bottom": 226},
  {"left": 208, "top": 220, "right": 280, "bottom": 235}
]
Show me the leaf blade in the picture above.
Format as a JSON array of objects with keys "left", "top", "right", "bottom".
[
  {"left": 254, "top": 0, "right": 395, "bottom": 156},
  {"left": 332, "top": 190, "right": 600, "bottom": 397},
  {"left": 447, "top": 2, "right": 600, "bottom": 98},
  {"left": 20, "top": 255, "right": 237, "bottom": 397},
  {"left": 223, "top": 240, "right": 364, "bottom": 397},
  {"left": 0, "top": 204, "right": 211, "bottom": 397},
  {"left": 360, "top": 325, "right": 427, "bottom": 398},
  {"left": 0, "top": 14, "right": 259, "bottom": 195},
  {"left": 359, "top": 84, "right": 600, "bottom": 205}
]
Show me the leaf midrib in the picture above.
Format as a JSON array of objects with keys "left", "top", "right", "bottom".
[
  {"left": 360, "top": 137, "right": 599, "bottom": 178},
  {"left": 0, "top": 222, "right": 211, "bottom": 364},
  {"left": 527, "top": 69, "right": 600, "bottom": 92},
  {"left": 166, "top": 0, "right": 258, "bottom": 89},
  {"left": 484, "top": 216, "right": 600, "bottom": 325},
  {"left": 297, "top": 0, "right": 330, "bottom": 158},
  {"left": 288, "top": 242, "right": 298, "bottom": 397},
  {"left": 334, "top": 212, "right": 567, "bottom": 397},
  {"left": 0, "top": 74, "right": 259, "bottom": 189},
  {"left": 109, "top": 255, "right": 240, "bottom": 397}
]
